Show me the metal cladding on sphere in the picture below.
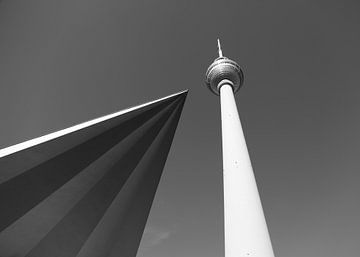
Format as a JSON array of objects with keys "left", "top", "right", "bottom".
[{"left": 205, "top": 56, "right": 244, "bottom": 95}]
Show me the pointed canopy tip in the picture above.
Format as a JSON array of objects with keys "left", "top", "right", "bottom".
[
  {"left": 173, "top": 89, "right": 189, "bottom": 99},
  {"left": 178, "top": 89, "right": 189, "bottom": 94},
  {"left": 165, "top": 89, "right": 188, "bottom": 102}
]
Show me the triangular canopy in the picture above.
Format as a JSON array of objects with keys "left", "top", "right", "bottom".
[{"left": 0, "top": 91, "right": 187, "bottom": 257}]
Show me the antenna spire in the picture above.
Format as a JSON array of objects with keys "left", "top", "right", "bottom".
[{"left": 217, "top": 39, "right": 223, "bottom": 57}]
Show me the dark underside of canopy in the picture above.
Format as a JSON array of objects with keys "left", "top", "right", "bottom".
[{"left": 0, "top": 91, "right": 187, "bottom": 257}]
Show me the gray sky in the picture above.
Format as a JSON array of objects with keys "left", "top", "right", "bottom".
[{"left": 0, "top": 0, "right": 360, "bottom": 257}]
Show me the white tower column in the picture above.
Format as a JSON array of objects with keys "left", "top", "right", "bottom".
[
  {"left": 205, "top": 40, "right": 275, "bottom": 257},
  {"left": 220, "top": 82, "right": 274, "bottom": 257}
]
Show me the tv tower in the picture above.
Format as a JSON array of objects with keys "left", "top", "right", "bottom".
[{"left": 205, "top": 40, "right": 275, "bottom": 257}]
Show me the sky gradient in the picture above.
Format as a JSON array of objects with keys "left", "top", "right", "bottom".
[{"left": 0, "top": 0, "right": 360, "bottom": 257}]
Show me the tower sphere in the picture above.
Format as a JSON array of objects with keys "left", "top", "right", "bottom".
[{"left": 205, "top": 56, "right": 244, "bottom": 95}]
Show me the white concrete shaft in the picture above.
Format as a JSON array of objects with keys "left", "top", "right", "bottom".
[{"left": 220, "top": 83, "right": 275, "bottom": 257}]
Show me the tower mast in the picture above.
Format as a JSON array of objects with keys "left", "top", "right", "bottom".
[{"left": 205, "top": 41, "right": 275, "bottom": 257}]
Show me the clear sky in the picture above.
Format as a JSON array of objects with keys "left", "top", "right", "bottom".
[{"left": 0, "top": 0, "right": 359, "bottom": 257}]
